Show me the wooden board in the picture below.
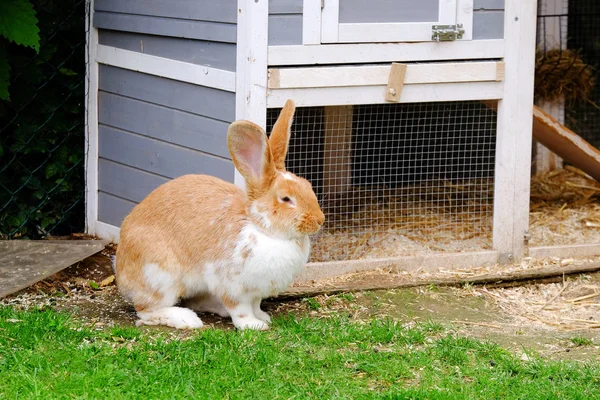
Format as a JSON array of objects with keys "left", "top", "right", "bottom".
[
  {"left": 533, "top": 105, "right": 600, "bottom": 182},
  {"left": 0, "top": 240, "right": 107, "bottom": 298}
]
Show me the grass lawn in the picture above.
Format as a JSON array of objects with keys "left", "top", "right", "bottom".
[{"left": 1, "top": 305, "right": 599, "bottom": 399}]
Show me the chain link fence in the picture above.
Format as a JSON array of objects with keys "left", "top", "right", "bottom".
[{"left": 0, "top": 0, "right": 86, "bottom": 239}]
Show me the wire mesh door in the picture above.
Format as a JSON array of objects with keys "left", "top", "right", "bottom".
[{"left": 267, "top": 101, "right": 498, "bottom": 263}]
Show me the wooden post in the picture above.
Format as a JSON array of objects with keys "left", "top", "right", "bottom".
[
  {"left": 323, "top": 105, "right": 353, "bottom": 198},
  {"left": 85, "top": 0, "right": 99, "bottom": 236},
  {"left": 234, "top": 0, "right": 269, "bottom": 188},
  {"left": 492, "top": 0, "right": 538, "bottom": 263}
]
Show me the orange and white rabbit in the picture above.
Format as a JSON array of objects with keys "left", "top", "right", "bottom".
[{"left": 114, "top": 100, "right": 325, "bottom": 330}]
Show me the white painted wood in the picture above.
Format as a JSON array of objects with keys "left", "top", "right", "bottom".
[
  {"left": 268, "top": 61, "right": 504, "bottom": 89},
  {"left": 85, "top": 0, "right": 99, "bottom": 236},
  {"left": 321, "top": 0, "right": 470, "bottom": 43},
  {"left": 295, "top": 250, "right": 499, "bottom": 283},
  {"left": 268, "top": 39, "right": 505, "bottom": 65},
  {"left": 529, "top": 244, "right": 600, "bottom": 259},
  {"left": 235, "top": 0, "right": 269, "bottom": 188},
  {"left": 320, "top": 0, "right": 339, "bottom": 42},
  {"left": 95, "top": 221, "right": 121, "bottom": 243},
  {"left": 456, "top": 0, "right": 474, "bottom": 40},
  {"left": 492, "top": 0, "right": 538, "bottom": 263},
  {"left": 96, "top": 45, "right": 236, "bottom": 92},
  {"left": 267, "top": 81, "right": 503, "bottom": 107},
  {"left": 303, "top": 0, "right": 322, "bottom": 45}
]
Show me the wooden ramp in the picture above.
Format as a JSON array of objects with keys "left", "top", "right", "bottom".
[
  {"left": 533, "top": 105, "right": 600, "bottom": 181},
  {"left": 0, "top": 240, "right": 107, "bottom": 298}
]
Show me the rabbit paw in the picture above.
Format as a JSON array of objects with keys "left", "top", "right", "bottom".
[
  {"left": 137, "top": 307, "right": 204, "bottom": 330},
  {"left": 234, "top": 317, "right": 270, "bottom": 331}
]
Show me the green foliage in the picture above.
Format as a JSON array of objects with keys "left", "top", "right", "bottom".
[
  {"left": 0, "top": 0, "right": 85, "bottom": 239},
  {"left": 0, "top": 0, "right": 41, "bottom": 101}
]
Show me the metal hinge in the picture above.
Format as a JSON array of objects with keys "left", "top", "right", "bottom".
[{"left": 431, "top": 24, "right": 465, "bottom": 42}]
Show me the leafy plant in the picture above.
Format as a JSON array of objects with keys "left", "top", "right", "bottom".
[{"left": 0, "top": 0, "right": 41, "bottom": 100}]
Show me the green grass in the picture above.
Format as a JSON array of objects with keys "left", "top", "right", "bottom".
[
  {"left": 1, "top": 306, "right": 600, "bottom": 399},
  {"left": 570, "top": 337, "right": 594, "bottom": 347}
]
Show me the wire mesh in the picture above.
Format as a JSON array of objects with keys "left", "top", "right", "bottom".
[
  {"left": 536, "top": 0, "right": 600, "bottom": 149},
  {"left": 0, "top": 0, "right": 86, "bottom": 239},
  {"left": 267, "top": 101, "right": 497, "bottom": 262}
]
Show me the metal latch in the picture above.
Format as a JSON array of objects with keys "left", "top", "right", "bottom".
[{"left": 431, "top": 24, "right": 465, "bottom": 42}]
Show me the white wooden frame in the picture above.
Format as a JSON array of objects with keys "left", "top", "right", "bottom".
[
  {"left": 96, "top": 45, "right": 236, "bottom": 92},
  {"left": 234, "top": 0, "right": 269, "bottom": 188},
  {"left": 268, "top": 39, "right": 504, "bottom": 66},
  {"left": 84, "top": 0, "right": 99, "bottom": 236},
  {"left": 492, "top": 0, "right": 538, "bottom": 263},
  {"left": 320, "top": 0, "right": 467, "bottom": 43}
]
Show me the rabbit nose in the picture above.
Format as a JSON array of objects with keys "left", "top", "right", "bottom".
[{"left": 316, "top": 212, "right": 325, "bottom": 226}]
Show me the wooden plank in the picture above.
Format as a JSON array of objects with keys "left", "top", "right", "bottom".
[
  {"left": 457, "top": 0, "right": 475, "bottom": 41},
  {"left": 321, "top": 0, "right": 340, "bottom": 42},
  {"left": 323, "top": 106, "right": 353, "bottom": 198},
  {"left": 268, "top": 14, "right": 303, "bottom": 45},
  {"left": 267, "top": 81, "right": 504, "bottom": 107},
  {"left": 95, "top": 221, "right": 121, "bottom": 243},
  {"left": 339, "top": 0, "right": 440, "bottom": 24},
  {"left": 294, "top": 251, "right": 499, "bottom": 283},
  {"left": 95, "top": 0, "right": 238, "bottom": 23},
  {"left": 302, "top": 0, "right": 321, "bottom": 45},
  {"left": 530, "top": 244, "right": 600, "bottom": 259},
  {"left": 474, "top": 0, "right": 504, "bottom": 9},
  {"left": 532, "top": 106, "right": 600, "bottom": 182},
  {"left": 268, "top": 62, "right": 504, "bottom": 89},
  {"left": 99, "top": 159, "right": 169, "bottom": 204},
  {"left": 284, "top": 260, "right": 600, "bottom": 298},
  {"left": 99, "top": 65, "right": 236, "bottom": 123},
  {"left": 98, "top": 92, "right": 231, "bottom": 159},
  {"left": 93, "top": 12, "right": 237, "bottom": 43},
  {"left": 385, "top": 63, "right": 407, "bottom": 102},
  {"left": 492, "top": 0, "right": 537, "bottom": 263},
  {"left": 98, "top": 125, "right": 235, "bottom": 182},
  {"left": 267, "top": 39, "right": 505, "bottom": 65},
  {"left": 96, "top": 45, "right": 236, "bottom": 92},
  {"left": 98, "top": 30, "right": 237, "bottom": 72},
  {"left": 98, "top": 192, "right": 136, "bottom": 228},
  {"left": 0, "top": 240, "right": 107, "bottom": 298},
  {"left": 85, "top": 0, "right": 99, "bottom": 236},
  {"left": 235, "top": 0, "right": 269, "bottom": 188},
  {"left": 270, "top": 0, "right": 303, "bottom": 14}
]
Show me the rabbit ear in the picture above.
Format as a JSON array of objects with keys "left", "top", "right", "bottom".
[
  {"left": 269, "top": 99, "right": 296, "bottom": 171},
  {"left": 228, "top": 120, "right": 276, "bottom": 198}
]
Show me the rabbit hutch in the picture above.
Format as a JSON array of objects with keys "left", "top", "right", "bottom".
[{"left": 84, "top": 0, "right": 600, "bottom": 282}]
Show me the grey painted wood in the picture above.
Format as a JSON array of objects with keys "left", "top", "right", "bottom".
[
  {"left": 340, "top": 0, "right": 439, "bottom": 23},
  {"left": 95, "top": 0, "right": 237, "bottom": 23},
  {"left": 99, "top": 66, "right": 236, "bottom": 123},
  {"left": 0, "top": 241, "right": 107, "bottom": 298},
  {"left": 94, "top": 12, "right": 236, "bottom": 43},
  {"left": 98, "top": 92, "right": 231, "bottom": 159},
  {"left": 99, "top": 159, "right": 169, "bottom": 203},
  {"left": 269, "top": 14, "right": 303, "bottom": 45},
  {"left": 99, "top": 30, "right": 236, "bottom": 71},
  {"left": 473, "top": 11, "right": 504, "bottom": 40},
  {"left": 98, "top": 192, "right": 136, "bottom": 227},
  {"left": 98, "top": 125, "right": 235, "bottom": 182},
  {"left": 474, "top": 0, "right": 504, "bottom": 10},
  {"left": 270, "top": 0, "right": 302, "bottom": 14}
]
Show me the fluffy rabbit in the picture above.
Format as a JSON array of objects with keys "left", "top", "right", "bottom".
[{"left": 114, "top": 100, "right": 325, "bottom": 330}]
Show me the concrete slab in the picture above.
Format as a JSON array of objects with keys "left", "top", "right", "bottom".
[{"left": 0, "top": 240, "right": 108, "bottom": 298}]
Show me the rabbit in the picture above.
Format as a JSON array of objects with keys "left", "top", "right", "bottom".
[{"left": 114, "top": 99, "right": 325, "bottom": 330}]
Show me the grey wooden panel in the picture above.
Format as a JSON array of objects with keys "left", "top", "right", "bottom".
[
  {"left": 99, "top": 65, "right": 236, "bottom": 123},
  {"left": 94, "top": 12, "right": 236, "bottom": 43},
  {"left": 98, "top": 192, "right": 136, "bottom": 227},
  {"left": 269, "top": 0, "right": 302, "bottom": 14},
  {"left": 95, "top": 0, "right": 237, "bottom": 23},
  {"left": 98, "top": 30, "right": 236, "bottom": 71},
  {"left": 268, "top": 15, "right": 303, "bottom": 45},
  {"left": 474, "top": 0, "right": 504, "bottom": 10},
  {"left": 340, "top": 0, "right": 439, "bottom": 23},
  {"left": 473, "top": 11, "right": 504, "bottom": 40},
  {"left": 98, "top": 92, "right": 230, "bottom": 159},
  {"left": 99, "top": 159, "right": 169, "bottom": 203},
  {"left": 98, "top": 125, "right": 235, "bottom": 182}
]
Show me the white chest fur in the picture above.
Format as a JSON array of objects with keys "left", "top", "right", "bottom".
[{"left": 234, "top": 224, "right": 310, "bottom": 297}]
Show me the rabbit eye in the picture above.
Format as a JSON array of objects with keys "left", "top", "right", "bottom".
[{"left": 281, "top": 196, "right": 291, "bottom": 202}]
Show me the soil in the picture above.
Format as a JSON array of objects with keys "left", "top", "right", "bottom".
[{"left": 2, "top": 236, "right": 600, "bottom": 361}]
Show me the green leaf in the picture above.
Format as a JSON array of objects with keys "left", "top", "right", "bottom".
[
  {"left": 0, "top": 44, "right": 9, "bottom": 100},
  {"left": 45, "top": 163, "right": 60, "bottom": 179},
  {"left": 59, "top": 68, "right": 77, "bottom": 76},
  {"left": 89, "top": 281, "right": 100, "bottom": 290},
  {"left": 0, "top": 0, "right": 40, "bottom": 52}
]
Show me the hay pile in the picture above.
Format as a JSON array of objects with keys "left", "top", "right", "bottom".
[{"left": 534, "top": 48, "right": 596, "bottom": 104}]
